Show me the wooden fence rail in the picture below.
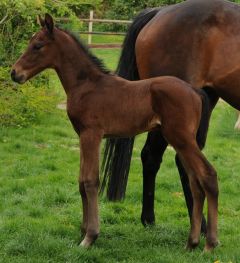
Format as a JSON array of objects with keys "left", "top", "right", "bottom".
[
  {"left": 78, "top": 31, "right": 126, "bottom": 36},
  {"left": 80, "top": 18, "right": 132, "bottom": 24},
  {"left": 58, "top": 11, "right": 132, "bottom": 48}
]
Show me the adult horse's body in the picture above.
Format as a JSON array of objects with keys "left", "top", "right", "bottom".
[
  {"left": 235, "top": 111, "right": 240, "bottom": 130},
  {"left": 102, "top": 0, "right": 240, "bottom": 230},
  {"left": 11, "top": 14, "right": 218, "bottom": 251}
]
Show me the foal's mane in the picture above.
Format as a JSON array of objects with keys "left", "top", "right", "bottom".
[{"left": 58, "top": 27, "right": 110, "bottom": 75}]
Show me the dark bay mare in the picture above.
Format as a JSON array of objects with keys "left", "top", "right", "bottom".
[
  {"left": 11, "top": 14, "right": 218, "bottom": 251},
  {"left": 102, "top": 0, "right": 240, "bottom": 231}
]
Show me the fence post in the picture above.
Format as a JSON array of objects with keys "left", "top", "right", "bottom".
[{"left": 88, "top": 10, "right": 94, "bottom": 45}]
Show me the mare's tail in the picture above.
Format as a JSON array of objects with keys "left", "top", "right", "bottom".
[
  {"left": 196, "top": 87, "right": 216, "bottom": 149},
  {"left": 100, "top": 8, "right": 160, "bottom": 201}
]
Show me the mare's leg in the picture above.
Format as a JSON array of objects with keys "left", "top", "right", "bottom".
[
  {"left": 141, "top": 131, "right": 168, "bottom": 226},
  {"left": 79, "top": 130, "right": 102, "bottom": 248}
]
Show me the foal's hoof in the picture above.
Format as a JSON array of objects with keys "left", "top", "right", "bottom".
[
  {"left": 141, "top": 213, "right": 155, "bottom": 227},
  {"left": 204, "top": 240, "right": 219, "bottom": 252},
  {"left": 185, "top": 239, "right": 200, "bottom": 251}
]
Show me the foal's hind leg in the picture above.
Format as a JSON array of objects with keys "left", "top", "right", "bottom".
[
  {"left": 175, "top": 156, "right": 207, "bottom": 234},
  {"left": 141, "top": 131, "right": 168, "bottom": 226},
  {"left": 160, "top": 115, "right": 218, "bottom": 250},
  {"left": 79, "top": 182, "right": 88, "bottom": 235},
  {"left": 185, "top": 175, "right": 205, "bottom": 249},
  {"left": 175, "top": 88, "right": 218, "bottom": 235},
  {"left": 176, "top": 144, "right": 219, "bottom": 251}
]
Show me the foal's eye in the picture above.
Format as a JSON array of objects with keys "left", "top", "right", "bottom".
[{"left": 33, "top": 43, "right": 43, "bottom": 50}]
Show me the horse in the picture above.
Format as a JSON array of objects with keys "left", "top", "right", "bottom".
[
  {"left": 102, "top": 0, "right": 240, "bottom": 233},
  {"left": 11, "top": 14, "right": 218, "bottom": 251},
  {"left": 235, "top": 111, "right": 240, "bottom": 130}
]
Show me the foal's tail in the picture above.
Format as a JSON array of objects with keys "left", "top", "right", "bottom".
[
  {"left": 100, "top": 8, "right": 160, "bottom": 201},
  {"left": 196, "top": 87, "right": 214, "bottom": 149}
]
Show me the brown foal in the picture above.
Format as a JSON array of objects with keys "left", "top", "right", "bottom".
[{"left": 11, "top": 14, "right": 218, "bottom": 251}]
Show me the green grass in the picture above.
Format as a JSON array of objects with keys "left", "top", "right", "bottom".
[
  {"left": 93, "top": 48, "right": 121, "bottom": 70},
  {"left": 81, "top": 34, "right": 125, "bottom": 44},
  {"left": 1, "top": 49, "right": 240, "bottom": 263}
]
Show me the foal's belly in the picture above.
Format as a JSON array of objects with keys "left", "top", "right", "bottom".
[{"left": 103, "top": 114, "right": 161, "bottom": 138}]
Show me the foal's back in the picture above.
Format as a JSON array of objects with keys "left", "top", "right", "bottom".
[{"left": 71, "top": 75, "right": 202, "bottom": 139}]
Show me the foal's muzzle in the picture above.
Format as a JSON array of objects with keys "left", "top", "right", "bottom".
[{"left": 11, "top": 69, "right": 25, "bottom": 84}]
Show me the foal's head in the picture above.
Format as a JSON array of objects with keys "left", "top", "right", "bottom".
[{"left": 11, "top": 14, "right": 60, "bottom": 84}]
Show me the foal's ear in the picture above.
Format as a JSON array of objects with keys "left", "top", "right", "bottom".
[
  {"left": 37, "top": 15, "right": 45, "bottom": 27},
  {"left": 44, "top": 13, "right": 54, "bottom": 35}
]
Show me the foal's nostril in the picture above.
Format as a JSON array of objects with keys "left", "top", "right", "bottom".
[
  {"left": 11, "top": 69, "right": 16, "bottom": 80},
  {"left": 10, "top": 69, "right": 25, "bottom": 84}
]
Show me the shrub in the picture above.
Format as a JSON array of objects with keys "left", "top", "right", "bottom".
[{"left": 0, "top": 67, "right": 57, "bottom": 127}]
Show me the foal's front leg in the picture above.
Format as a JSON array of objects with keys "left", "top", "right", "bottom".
[{"left": 79, "top": 130, "right": 103, "bottom": 248}]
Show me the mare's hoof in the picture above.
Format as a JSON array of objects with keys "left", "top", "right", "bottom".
[
  {"left": 80, "top": 238, "right": 92, "bottom": 248},
  {"left": 234, "top": 121, "right": 240, "bottom": 130},
  {"left": 80, "top": 233, "right": 99, "bottom": 248},
  {"left": 141, "top": 213, "right": 155, "bottom": 227}
]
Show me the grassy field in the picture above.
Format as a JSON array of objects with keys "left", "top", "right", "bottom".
[
  {"left": 81, "top": 34, "right": 125, "bottom": 45},
  {"left": 1, "top": 49, "right": 240, "bottom": 263}
]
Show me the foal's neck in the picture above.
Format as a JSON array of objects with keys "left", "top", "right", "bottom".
[{"left": 55, "top": 30, "right": 106, "bottom": 95}]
